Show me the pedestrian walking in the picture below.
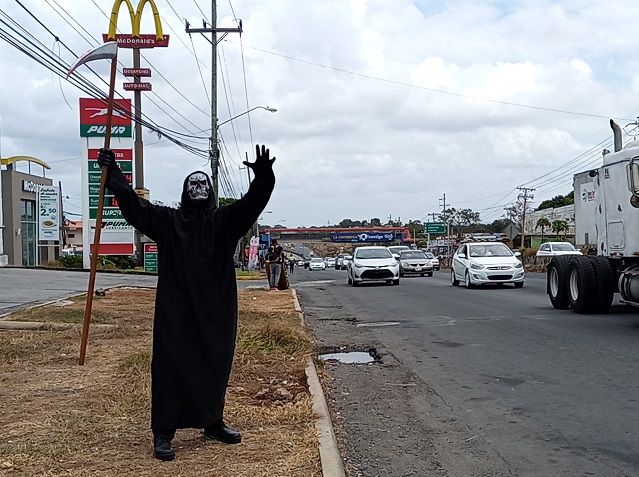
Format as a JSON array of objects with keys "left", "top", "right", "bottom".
[
  {"left": 97, "top": 144, "right": 276, "bottom": 461},
  {"left": 267, "top": 239, "right": 284, "bottom": 290},
  {"left": 289, "top": 257, "right": 295, "bottom": 274}
]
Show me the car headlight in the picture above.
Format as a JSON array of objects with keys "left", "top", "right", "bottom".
[
  {"left": 470, "top": 262, "right": 485, "bottom": 270},
  {"left": 514, "top": 261, "right": 523, "bottom": 269},
  {"left": 354, "top": 262, "right": 364, "bottom": 269},
  {"left": 401, "top": 261, "right": 411, "bottom": 267}
]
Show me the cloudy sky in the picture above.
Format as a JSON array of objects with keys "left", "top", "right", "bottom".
[{"left": 2, "top": 0, "right": 639, "bottom": 229}]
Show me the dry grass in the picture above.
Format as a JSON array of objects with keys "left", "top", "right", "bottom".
[{"left": 0, "top": 287, "right": 320, "bottom": 476}]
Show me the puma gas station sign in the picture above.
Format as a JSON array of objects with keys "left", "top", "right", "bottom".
[
  {"left": 79, "top": 98, "right": 132, "bottom": 137},
  {"left": 80, "top": 98, "right": 135, "bottom": 260}
]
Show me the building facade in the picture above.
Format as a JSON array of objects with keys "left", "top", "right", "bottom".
[{"left": 1, "top": 160, "right": 57, "bottom": 266}]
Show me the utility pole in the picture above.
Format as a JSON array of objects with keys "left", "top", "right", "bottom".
[
  {"left": 186, "top": 7, "right": 242, "bottom": 206},
  {"left": 439, "top": 194, "right": 450, "bottom": 264},
  {"left": 0, "top": 114, "right": 5, "bottom": 266},
  {"left": 517, "top": 186, "right": 535, "bottom": 248}
]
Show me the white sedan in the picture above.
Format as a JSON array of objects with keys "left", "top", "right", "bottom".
[
  {"left": 347, "top": 246, "right": 400, "bottom": 286},
  {"left": 536, "top": 242, "right": 582, "bottom": 257},
  {"left": 451, "top": 242, "right": 525, "bottom": 288},
  {"left": 309, "top": 257, "right": 326, "bottom": 271}
]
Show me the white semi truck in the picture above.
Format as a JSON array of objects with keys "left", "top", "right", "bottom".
[{"left": 547, "top": 119, "right": 639, "bottom": 313}]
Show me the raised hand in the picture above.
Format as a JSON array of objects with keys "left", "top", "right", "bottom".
[
  {"left": 243, "top": 144, "right": 276, "bottom": 180},
  {"left": 97, "top": 148, "right": 116, "bottom": 170}
]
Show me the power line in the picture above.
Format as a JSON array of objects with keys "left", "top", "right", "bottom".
[{"left": 225, "top": 39, "right": 635, "bottom": 122}]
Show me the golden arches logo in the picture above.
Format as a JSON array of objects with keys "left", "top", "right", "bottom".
[{"left": 104, "top": 0, "right": 169, "bottom": 48}]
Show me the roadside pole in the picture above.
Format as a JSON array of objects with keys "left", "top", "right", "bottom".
[{"left": 0, "top": 115, "right": 6, "bottom": 266}]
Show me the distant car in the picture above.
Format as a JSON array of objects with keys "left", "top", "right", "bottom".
[
  {"left": 399, "top": 250, "right": 433, "bottom": 277},
  {"left": 536, "top": 242, "right": 583, "bottom": 257},
  {"left": 387, "top": 245, "right": 411, "bottom": 260},
  {"left": 335, "top": 253, "right": 347, "bottom": 270},
  {"left": 347, "top": 246, "right": 400, "bottom": 286},
  {"left": 309, "top": 257, "right": 326, "bottom": 271},
  {"left": 324, "top": 257, "right": 336, "bottom": 268},
  {"left": 421, "top": 251, "right": 440, "bottom": 270},
  {"left": 343, "top": 255, "right": 353, "bottom": 268},
  {"left": 451, "top": 241, "right": 525, "bottom": 288},
  {"left": 297, "top": 259, "right": 305, "bottom": 266}
]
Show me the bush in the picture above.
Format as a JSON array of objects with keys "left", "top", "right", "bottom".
[
  {"left": 56, "top": 254, "right": 138, "bottom": 270},
  {"left": 58, "top": 254, "right": 83, "bottom": 268}
]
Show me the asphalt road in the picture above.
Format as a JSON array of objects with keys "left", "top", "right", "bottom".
[
  {"left": 291, "top": 266, "right": 639, "bottom": 477},
  {"left": 0, "top": 268, "right": 157, "bottom": 315}
]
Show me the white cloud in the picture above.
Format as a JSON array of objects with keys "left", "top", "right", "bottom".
[{"left": 2, "top": 0, "right": 639, "bottom": 229}]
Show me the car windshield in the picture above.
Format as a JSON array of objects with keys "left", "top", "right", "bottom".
[
  {"left": 311, "top": 258, "right": 323, "bottom": 262},
  {"left": 357, "top": 249, "right": 392, "bottom": 259},
  {"left": 552, "top": 243, "right": 576, "bottom": 251},
  {"left": 400, "top": 251, "right": 426, "bottom": 259},
  {"left": 468, "top": 243, "right": 512, "bottom": 257},
  {"left": 423, "top": 252, "right": 435, "bottom": 259},
  {"left": 388, "top": 247, "right": 409, "bottom": 254}
]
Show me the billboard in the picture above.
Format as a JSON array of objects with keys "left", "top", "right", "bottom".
[
  {"left": 331, "top": 231, "right": 396, "bottom": 242},
  {"left": 38, "top": 186, "right": 60, "bottom": 242}
]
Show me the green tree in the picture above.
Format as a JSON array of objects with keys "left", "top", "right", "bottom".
[
  {"left": 437, "top": 208, "right": 456, "bottom": 235},
  {"left": 457, "top": 208, "right": 481, "bottom": 234},
  {"left": 218, "top": 197, "right": 236, "bottom": 206},
  {"left": 339, "top": 218, "right": 355, "bottom": 228},
  {"left": 486, "top": 218, "right": 512, "bottom": 234},
  {"left": 551, "top": 219, "right": 569, "bottom": 239},
  {"left": 405, "top": 220, "right": 423, "bottom": 240},
  {"left": 537, "top": 192, "right": 574, "bottom": 211},
  {"left": 536, "top": 217, "right": 551, "bottom": 243}
]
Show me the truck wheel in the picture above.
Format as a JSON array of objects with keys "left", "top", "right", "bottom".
[
  {"left": 547, "top": 256, "right": 571, "bottom": 309},
  {"left": 586, "top": 256, "right": 615, "bottom": 313},
  {"left": 567, "top": 256, "right": 597, "bottom": 314}
]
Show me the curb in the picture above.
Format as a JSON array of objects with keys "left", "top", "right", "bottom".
[{"left": 291, "top": 289, "right": 346, "bottom": 477}]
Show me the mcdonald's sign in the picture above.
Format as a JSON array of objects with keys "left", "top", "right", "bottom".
[{"left": 102, "top": 0, "right": 170, "bottom": 48}]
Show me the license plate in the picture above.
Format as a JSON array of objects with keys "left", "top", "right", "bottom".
[{"left": 415, "top": 267, "right": 422, "bottom": 271}]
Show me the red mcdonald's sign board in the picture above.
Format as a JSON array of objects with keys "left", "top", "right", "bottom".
[{"left": 104, "top": 0, "right": 170, "bottom": 49}]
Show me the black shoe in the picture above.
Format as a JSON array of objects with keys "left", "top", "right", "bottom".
[
  {"left": 203, "top": 421, "right": 242, "bottom": 444},
  {"left": 153, "top": 436, "right": 175, "bottom": 461}
]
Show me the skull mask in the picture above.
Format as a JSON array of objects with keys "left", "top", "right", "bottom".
[{"left": 186, "top": 172, "right": 210, "bottom": 201}]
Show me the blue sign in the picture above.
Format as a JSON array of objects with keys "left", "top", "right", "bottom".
[{"left": 331, "top": 231, "right": 396, "bottom": 242}]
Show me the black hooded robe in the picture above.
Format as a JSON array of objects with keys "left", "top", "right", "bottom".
[{"left": 104, "top": 166, "right": 274, "bottom": 430}]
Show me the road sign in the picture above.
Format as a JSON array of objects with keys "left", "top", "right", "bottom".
[
  {"left": 144, "top": 243, "right": 158, "bottom": 273},
  {"left": 504, "top": 222, "right": 520, "bottom": 240},
  {"left": 123, "top": 68, "right": 151, "bottom": 76},
  {"left": 423, "top": 222, "right": 446, "bottom": 234},
  {"left": 123, "top": 82, "right": 152, "bottom": 91}
]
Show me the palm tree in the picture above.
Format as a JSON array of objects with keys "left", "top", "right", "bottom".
[
  {"left": 551, "top": 220, "right": 569, "bottom": 240},
  {"left": 536, "top": 217, "right": 551, "bottom": 244}
]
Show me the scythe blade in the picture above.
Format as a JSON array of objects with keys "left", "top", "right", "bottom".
[{"left": 67, "top": 42, "right": 118, "bottom": 77}]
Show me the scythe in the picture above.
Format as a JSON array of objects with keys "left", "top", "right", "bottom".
[{"left": 67, "top": 42, "right": 119, "bottom": 365}]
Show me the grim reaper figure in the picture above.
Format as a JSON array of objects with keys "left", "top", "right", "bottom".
[{"left": 97, "top": 144, "right": 275, "bottom": 461}]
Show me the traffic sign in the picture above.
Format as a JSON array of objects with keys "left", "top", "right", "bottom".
[{"left": 423, "top": 222, "right": 446, "bottom": 234}]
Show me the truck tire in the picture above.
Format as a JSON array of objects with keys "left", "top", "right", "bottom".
[
  {"left": 547, "top": 256, "right": 571, "bottom": 309},
  {"left": 586, "top": 256, "right": 615, "bottom": 313},
  {"left": 567, "top": 256, "right": 597, "bottom": 314}
]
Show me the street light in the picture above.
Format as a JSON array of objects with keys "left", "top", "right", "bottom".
[{"left": 217, "top": 106, "right": 277, "bottom": 128}]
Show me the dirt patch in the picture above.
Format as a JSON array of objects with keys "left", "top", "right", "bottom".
[{"left": 0, "top": 287, "right": 320, "bottom": 476}]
